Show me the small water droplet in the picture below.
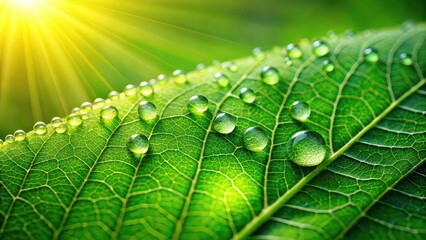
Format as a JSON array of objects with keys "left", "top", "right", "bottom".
[
  {"left": 173, "top": 70, "right": 187, "bottom": 84},
  {"left": 68, "top": 113, "right": 83, "bottom": 127},
  {"left": 0, "top": 139, "right": 3, "bottom": 146},
  {"left": 215, "top": 73, "right": 230, "bottom": 87},
  {"left": 213, "top": 113, "right": 236, "bottom": 134},
  {"left": 252, "top": 47, "right": 265, "bottom": 60},
  {"left": 14, "top": 130, "right": 26, "bottom": 141},
  {"left": 93, "top": 98, "right": 105, "bottom": 108},
  {"left": 312, "top": 40, "right": 330, "bottom": 57},
  {"left": 138, "top": 101, "right": 158, "bottom": 120},
  {"left": 71, "top": 107, "right": 81, "bottom": 114},
  {"left": 127, "top": 134, "right": 149, "bottom": 154},
  {"left": 33, "top": 122, "right": 47, "bottom": 135},
  {"left": 188, "top": 95, "right": 209, "bottom": 114},
  {"left": 51, "top": 117, "right": 63, "bottom": 128},
  {"left": 157, "top": 74, "right": 167, "bottom": 81},
  {"left": 243, "top": 127, "right": 268, "bottom": 152},
  {"left": 322, "top": 60, "right": 335, "bottom": 72},
  {"left": 240, "top": 88, "right": 256, "bottom": 104},
  {"left": 225, "top": 61, "right": 238, "bottom": 72},
  {"left": 327, "top": 30, "right": 337, "bottom": 40},
  {"left": 108, "top": 91, "right": 120, "bottom": 100},
  {"left": 81, "top": 102, "right": 93, "bottom": 113},
  {"left": 363, "top": 48, "right": 379, "bottom": 63},
  {"left": 284, "top": 57, "right": 293, "bottom": 66},
  {"left": 55, "top": 123, "right": 67, "bottom": 133},
  {"left": 139, "top": 81, "right": 153, "bottom": 96},
  {"left": 261, "top": 66, "right": 280, "bottom": 85},
  {"left": 287, "top": 130, "right": 326, "bottom": 167},
  {"left": 196, "top": 63, "right": 206, "bottom": 71},
  {"left": 344, "top": 29, "right": 355, "bottom": 38},
  {"left": 124, "top": 84, "right": 138, "bottom": 97},
  {"left": 101, "top": 105, "right": 119, "bottom": 120},
  {"left": 402, "top": 21, "right": 415, "bottom": 31},
  {"left": 5, "top": 134, "right": 14, "bottom": 143},
  {"left": 291, "top": 101, "right": 311, "bottom": 122},
  {"left": 400, "top": 53, "right": 413, "bottom": 66},
  {"left": 287, "top": 44, "right": 302, "bottom": 59}
]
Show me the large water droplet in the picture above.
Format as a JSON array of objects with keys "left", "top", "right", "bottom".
[
  {"left": 215, "top": 73, "right": 230, "bottom": 87},
  {"left": 93, "top": 98, "right": 105, "bottom": 108},
  {"left": 287, "top": 130, "right": 326, "bottom": 167},
  {"left": 173, "top": 70, "right": 187, "bottom": 84},
  {"left": 14, "top": 130, "right": 26, "bottom": 141},
  {"left": 400, "top": 53, "right": 413, "bottom": 66},
  {"left": 243, "top": 127, "right": 268, "bottom": 152},
  {"left": 363, "top": 48, "right": 379, "bottom": 63},
  {"left": 127, "top": 134, "right": 149, "bottom": 154},
  {"left": 5, "top": 134, "right": 14, "bottom": 143},
  {"left": 138, "top": 101, "right": 158, "bottom": 120},
  {"left": 213, "top": 113, "right": 236, "bottom": 134},
  {"left": 81, "top": 102, "right": 93, "bottom": 114},
  {"left": 55, "top": 123, "right": 67, "bottom": 133},
  {"left": 252, "top": 47, "right": 265, "bottom": 60},
  {"left": 291, "top": 101, "right": 311, "bottom": 122},
  {"left": 188, "top": 95, "right": 209, "bottom": 114},
  {"left": 51, "top": 117, "right": 63, "bottom": 128},
  {"left": 287, "top": 44, "right": 302, "bottom": 59},
  {"left": 261, "top": 66, "right": 280, "bottom": 85},
  {"left": 68, "top": 113, "right": 83, "bottom": 127},
  {"left": 108, "top": 91, "right": 120, "bottom": 100},
  {"left": 101, "top": 105, "right": 119, "bottom": 120},
  {"left": 139, "top": 81, "right": 153, "bottom": 96},
  {"left": 34, "top": 122, "right": 47, "bottom": 135},
  {"left": 322, "top": 60, "right": 335, "bottom": 72},
  {"left": 312, "top": 40, "right": 330, "bottom": 57},
  {"left": 240, "top": 88, "right": 256, "bottom": 104},
  {"left": 124, "top": 84, "right": 138, "bottom": 97}
]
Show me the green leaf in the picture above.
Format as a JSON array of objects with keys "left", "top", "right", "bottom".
[{"left": 1, "top": 25, "right": 425, "bottom": 239}]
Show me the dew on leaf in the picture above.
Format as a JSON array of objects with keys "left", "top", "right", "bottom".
[
  {"left": 80, "top": 102, "right": 93, "bottom": 113},
  {"left": 108, "top": 90, "right": 120, "bottom": 100},
  {"left": 400, "top": 53, "right": 413, "bottom": 66},
  {"left": 127, "top": 134, "right": 149, "bottom": 154},
  {"left": 291, "top": 101, "right": 311, "bottom": 121},
  {"left": 93, "top": 98, "right": 105, "bottom": 107},
  {"left": 71, "top": 107, "right": 80, "bottom": 114},
  {"left": 196, "top": 63, "right": 206, "bottom": 71},
  {"left": 213, "top": 113, "right": 236, "bottom": 134},
  {"left": 286, "top": 43, "right": 302, "bottom": 59},
  {"left": 173, "top": 70, "right": 187, "bottom": 84},
  {"left": 252, "top": 47, "right": 265, "bottom": 60},
  {"left": 138, "top": 101, "right": 158, "bottom": 120},
  {"left": 101, "top": 105, "right": 119, "bottom": 120},
  {"left": 68, "top": 113, "right": 83, "bottom": 127},
  {"left": 312, "top": 40, "right": 330, "bottom": 57},
  {"left": 5, "top": 134, "right": 14, "bottom": 143},
  {"left": 139, "top": 81, "right": 153, "bottom": 96},
  {"left": 14, "top": 130, "right": 26, "bottom": 141},
  {"left": 0, "top": 139, "right": 3, "bottom": 146},
  {"left": 188, "top": 95, "right": 209, "bottom": 114},
  {"left": 215, "top": 72, "right": 230, "bottom": 87},
  {"left": 55, "top": 123, "right": 67, "bottom": 133},
  {"left": 363, "top": 48, "right": 379, "bottom": 63},
  {"left": 33, "top": 122, "right": 47, "bottom": 135},
  {"left": 124, "top": 84, "right": 138, "bottom": 97},
  {"left": 51, "top": 117, "right": 63, "bottom": 128},
  {"left": 243, "top": 127, "right": 268, "bottom": 152},
  {"left": 261, "top": 66, "right": 280, "bottom": 85},
  {"left": 284, "top": 57, "right": 293, "bottom": 66},
  {"left": 287, "top": 130, "right": 326, "bottom": 167},
  {"left": 224, "top": 61, "right": 238, "bottom": 72},
  {"left": 239, "top": 87, "right": 256, "bottom": 104},
  {"left": 322, "top": 60, "right": 335, "bottom": 72}
]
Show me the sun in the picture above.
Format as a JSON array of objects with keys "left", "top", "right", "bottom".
[{"left": 9, "top": 0, "right": 43, "bottom": 9}]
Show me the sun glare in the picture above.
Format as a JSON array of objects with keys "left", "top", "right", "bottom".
[{"left": 9, "top": 0, "right": 43, "bottom": 9}]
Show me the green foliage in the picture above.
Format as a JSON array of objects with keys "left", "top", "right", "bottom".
[{"left": 0, "top": 26, "right": 425, "bottom": 239}]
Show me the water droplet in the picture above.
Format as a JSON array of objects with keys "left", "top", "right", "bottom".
[
  {"left": 312, "top": 40, "right": 330, "bottom": 57},
  {"left": 284, "top": 57, "right": 293, "bottom": 66},
  {"left": 327, "top": 30, "right": 337, "bottom": 40},
  {"left": 55, "top": 123, "right": 67, "bottom": 133},
  {"left": 81, "top": 102, "right": 93, "bottom": 113},
  {"left": 213, "top": 113, "right": 236, "bottom": 134},
  {"left": 101, "top": 105, "right": 119, "bottom": 120},
  {"left": 5, "top": 134, "right": 14, "bottom": 143},
  {"left": 157, "top": 74, "right": 167, "bottom": 81},
  {"left": 287, "top": 130, "right": 326, "bottom": 167},
  {"left": 240, "top": 88, "right": 256, "bottom": 104},
  {"left": 400, "top": 53, "right": 413, "bottom": 66},
  {"left": 68, "top": 113, "right": 83, "bottom": 127},
  {"left": 138, "top": 101, "right": 158, "bottom": 120},
  {"left": 173, "top": 70, "right": 187, "bottom": 84},
  {"left": 261, "top": 66, "right": 280, "bottom": 85},
  {"left": 127, "top": 134, "right": 149, "bottom": 154},
  {"left": 225, "top": 61, "right": 238, "bottom": 72},
  {"left": 322, "top": 60, "right": 335, "bottom": 72},
  {"left": 139, "top": 81, "right": 153, "bottom": 96},
  {"left": 14, "top": 130, "right": 26, "bottom": 141},
  {"left": 108, "top": 91, "right": 120, "bottom": 100},
  {"left": 93, "top": 98, "right": 105, "bottom": 107},
  {"left": 0, "top": 139, "right": 3, "bottom": 146},
  {"left": 33, "top": 122, "right": 47, "bottom": 135},
  {"left": 51, "top": 117, "right": 63, "bottom": 128},
  {"left": 252, "top": 47, "right": 265, "bottom": 60},
  {"left": 71, "top": 107, "right": 81, "bottom": 114},
  {"left": 291, "top": 101, "right": 311, "bottom": 122},
  {"left": 188, "top": 95, "right": 209, "bottom": 114},
  {"left": 363, "top": 48, "right": 379, "bottom": 63},
  {"left": 243, "top": 127, "right": 268, "bottom": 152},
  {"left": 196, "top": 63, "right": 206, "bottom": 70},
  {"left": 124, "top": 84, "right": 138, "bottom": 97},
  {"left": 287, "top": 44, "right": 302, "bottom": 59},
  {"left": 344, "top": 29, "right": 355, "bottom": 38},
  {"left": 215, "top": 73, "right": 230, "bottom": 87},
  {"left": 402, "top": 21, "right": 415, "bottom": 31}
]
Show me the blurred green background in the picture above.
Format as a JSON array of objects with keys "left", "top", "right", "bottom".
[{"left": 0, "top": 0, "right": 425, "bottom": 137}]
